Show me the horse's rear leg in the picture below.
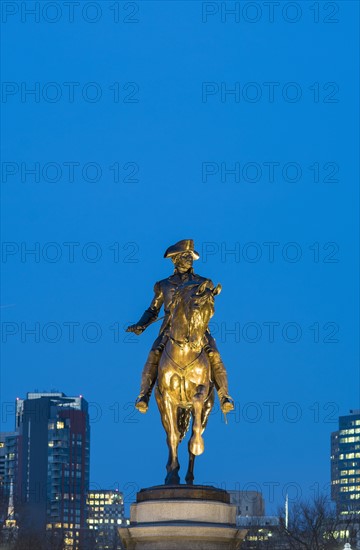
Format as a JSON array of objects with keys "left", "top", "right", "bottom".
[
  {"left": 185, "top": 449, "right": 195, "bottom": 485},
  {"left": 189, "top": 384, "right": 206, "bottom": 456}
]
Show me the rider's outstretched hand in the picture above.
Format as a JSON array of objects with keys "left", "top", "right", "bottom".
[{"left": 126, "top": 324, "right": 145, "bottom": 335}]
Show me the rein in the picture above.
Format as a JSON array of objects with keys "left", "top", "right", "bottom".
[
  {"left": 169, "top": 335, "right": 203, "bottom": 352},
  {"left": 152, "top": 315, "right": 166, "bottom": 323},
  {"left": 164, "top": 345, "right": 204, "bottom": 372}
]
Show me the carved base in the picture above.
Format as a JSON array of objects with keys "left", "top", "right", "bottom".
[{"left": 119, "top": 485, "right": 247, "bottom": 550}]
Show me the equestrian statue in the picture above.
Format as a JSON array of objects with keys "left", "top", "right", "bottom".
[{"left": 126, "top": 239, "right": 234, "bottom": 485}]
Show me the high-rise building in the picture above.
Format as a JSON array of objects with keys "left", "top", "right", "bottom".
[
  {"left": 86, "top": 490, "right": 127, "bottom": 549},
  {"left": 15, "top": 392, "right": 90, "bottom": 548},
  {"left": 0, "top": 436, "right": 5, "bottom": 526},
  {"left": 331, "top": 409, "right": 360, "bottom": 516}
]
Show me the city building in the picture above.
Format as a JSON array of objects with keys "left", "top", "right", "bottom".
[
  {"left": 15, "top": 392, "right": 90, "bottom": 549},
  {"left": 228, "top": 490, "right": 265, "bottom": 517},
  {"left": 238, "top": 517, "right": 283, "bottom": 550},
  {"left": 0, "top": 480, "right": 19, "bottom": 545},
  {"left": 331, "top": 409, "right": 360, "bottom": 516},
  {"left": 0, "top": 434, "right": 9, "bottom": 525},
  {"left": 236, "top": 516, "right": 279, "bottom": 528},
  {"left": 227, "top": 492, "right": 283, "bottom": 549},
  {"left": 0, "top": 432, "right": 19, "bottom": 529},
  {"left": 0, "top": 432, "right": 19, "bottom": 546},
  {"left": 87, "top": 490, "right": 127, "bottom": 549}
]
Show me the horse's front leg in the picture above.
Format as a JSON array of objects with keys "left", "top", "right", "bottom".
[
  {"left": 156, "top": 388, "right": 180, "bottom": 485},
  {"left": 186, "top": 388, "right": 214, "bottom": 483},
  {"left": 189, "top": 384, "right": 206, "bottom": 456},
  {"left": 165, "top": 398, "right": 181, "bottom": 484}
]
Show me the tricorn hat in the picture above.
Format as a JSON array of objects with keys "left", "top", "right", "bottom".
[{"left": 164, "top": 239, "right": 200, "bottom": 260}]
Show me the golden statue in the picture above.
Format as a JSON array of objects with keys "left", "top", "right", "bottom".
[{"left": 126, "top": 239, "right": 234, "bottom": 484}]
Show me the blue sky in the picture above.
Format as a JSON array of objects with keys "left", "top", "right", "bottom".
[{"left": 1, "top": 0, "right": 359, "bottom": 514}]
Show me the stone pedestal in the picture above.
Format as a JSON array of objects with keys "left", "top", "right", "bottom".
[{"left": 119, "top": 485, "right": 247, "bottom": 550}]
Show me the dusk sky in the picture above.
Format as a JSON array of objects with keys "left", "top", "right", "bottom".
[{"left": 1, "top": 0, "right": 359, "bottom": 515}]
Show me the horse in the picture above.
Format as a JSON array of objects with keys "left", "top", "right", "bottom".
[{"left": 155, "top": 279, "right": 222, "bottom": 485}]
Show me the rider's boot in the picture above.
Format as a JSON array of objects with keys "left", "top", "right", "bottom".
[
  {"left": 205, "top": 347, "right": 235, "bottom": 413},
  {"left": 135, "top": 348, "right": 162, "bottom": 413}
]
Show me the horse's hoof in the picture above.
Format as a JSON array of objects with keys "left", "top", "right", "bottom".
[
  {"left": 165, "top": 471, "right": 180, "bottom": 485},
  {"left": 189, "top": 436, "right": 204, "bottom": 456},
  {"left": 185, "top": 476, "right": 194, "bottom": 486}
]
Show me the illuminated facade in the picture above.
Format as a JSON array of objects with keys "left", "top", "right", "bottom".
[
  {"left": 86, "top": 490, "right": 127, "bottom": 549},
  {"left": 0, "top": 432, "right": 19, "bottom": 540},
  {"left": 331, "top": 409, "right": 360, "bottom": 516},
  {"left": 15, "top": 392, "right": 90, "bottom": 549},
  {"left": 236, "top": 517, "right": 283, "bottom": 550},
  {"left": 0, "top": 432, "right": 19, "bottom": 492}
]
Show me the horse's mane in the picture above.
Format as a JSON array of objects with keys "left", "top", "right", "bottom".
[{"left": 169, "top": 281, "right": 203, "bottom": 313}]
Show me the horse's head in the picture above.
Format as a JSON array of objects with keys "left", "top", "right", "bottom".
[{"left": 169, "top": 280, "right": 221, "bottom": 350}]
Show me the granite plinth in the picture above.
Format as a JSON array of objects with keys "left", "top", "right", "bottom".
[
  {"left": 119, "top": 485, "right": 247, "bottom": 550},
  {"left": 136, "top": 484, "right": 230, "bottom": 503}
]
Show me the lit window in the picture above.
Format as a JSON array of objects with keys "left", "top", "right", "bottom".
[{"left": 57, "top": 421, "right": 64, "bottom": 429}]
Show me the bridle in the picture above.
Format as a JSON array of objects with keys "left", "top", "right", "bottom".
[{"left": 168, "top": 291, "right": 212, "bottom": 350}]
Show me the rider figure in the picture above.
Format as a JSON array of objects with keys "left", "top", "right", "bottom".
[{"left": 126, "top": 239, "right": 235, "bottom": 414}]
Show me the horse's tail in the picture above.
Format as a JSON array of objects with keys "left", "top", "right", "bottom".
[{"left": 177, "top": 408, "right": 191, "bottom": 442}]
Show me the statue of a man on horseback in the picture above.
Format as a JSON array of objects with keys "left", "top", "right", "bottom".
[
  {"left": 126, "top": 239, "right": 234, "bottom": 415},
  {"left": 126, "top": 239, "right": 234, "bottom": 485}
]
